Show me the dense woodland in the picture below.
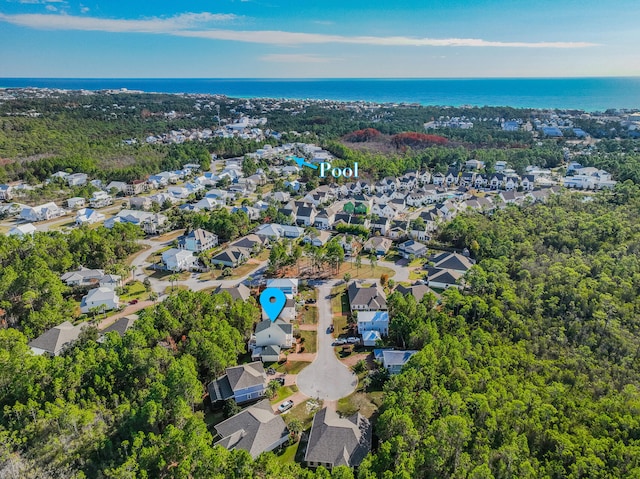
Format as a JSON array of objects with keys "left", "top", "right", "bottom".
[{"left": 2, "top": 92, "right": 640, "bottom": 477}]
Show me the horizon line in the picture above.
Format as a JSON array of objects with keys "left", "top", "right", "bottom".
[{"left": 2, "top": 76, "right": 640, "bottom": 81}]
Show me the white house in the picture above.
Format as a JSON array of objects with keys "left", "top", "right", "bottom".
[
  {"left": 266, "top": 278, "right": 299, "bottom": 296},
  {"left": 7, "top": 223, "right": 37, "bottom": 237},
  {"left": 374, "top": 349, "right": 419, "bottom": 375},
  {"left": 0, "top": 184, "right": 13, "bottom": 201},
  {"left": 20, "top": 202, "right": 66, "bottom": 222},
  {"left": 89, "top": 191, "right": 113, "bottom": 209},
  {"left": 251, "top": 319, "right": 294, "bottom": 362},
  {"left": 66, "top": 197, "right": 86, "bottom": 209},
  {"left": 162, "top": 248, "right": 198, "bottom": 272},
  {"left": 357, "top": 311, "right": 389, "bottom": 339},
  {"left": 178, "top": 228, "right": 218, "bottom": 253},
  {"left": 66, "top": 173, "right": 88, "bottom": 187},
  {"left": 80, "top": 287, "right": 119, "bottom": 314},
  {"left": 75, "top": 208, "right": 105, "bottom": 225}
]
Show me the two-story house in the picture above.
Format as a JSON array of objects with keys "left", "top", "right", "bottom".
[{"left": 208, "top": 362, "right": 268, "bottom": 404}]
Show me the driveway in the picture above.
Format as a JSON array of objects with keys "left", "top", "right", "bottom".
[{"left": 296, "top": 280, "right": 358, "bottom": 401}]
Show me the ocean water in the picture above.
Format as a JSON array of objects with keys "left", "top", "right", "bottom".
[{"left": 1, "top": 78, "right": 639, "bottom": 112}]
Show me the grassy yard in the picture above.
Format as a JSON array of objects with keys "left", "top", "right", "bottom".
[
  {"left": 300, "top": 306, "right": 318, "bottom": 325},
  {"left": 151, "top": 229, "right": 185, "bottom": 242},
  {"left": 298, "top": 330, "right": 317, "bottom": 354},
  {"left": 299, "top": 288, "right": 318, "bottom": 302},
  {"left": 409, "top": 269, "right": 426, "bottom": 281},
  {"left": 330, "top": 284, "right": 349, "bottom": 317},
  {"left": 337, "top": 390, "right": 384, "bottom": 419},
  {"left": 272, "top": 361, "right": 311, "bottom": 375},
  {"left": 333, "top": 316, "right": 349, "bottom": 336},
  {"left": 119, "top": 281, "right": 148, "bottom": 302},
  {"left": 270, "top": 385, "right": 299, "bottom": 404},
  {"left": 274, "top": 441, "right": 299, "bottom": 464},
  {"left": 283, "top": 399, "right": 323, "bottom": 430},
  {"left": 164, "top": 284, "right": 190, "bottom": 295},
  {"left": 336, "top": 262, "right": 396, "bottom": 280}
]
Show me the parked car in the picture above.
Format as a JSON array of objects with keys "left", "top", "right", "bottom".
[
  {"left": 346, "top": 337, "right": 360, "bottom": 344},
  {"left": 278, "top": 400, "right": 294, "bottom": 413},
  {"left": 276, "top": 377, "right": 285, "bottom": 386},
  {"left": 266, "top": 367, "right": 276, "bottom": 375},
  {"left": 333, "top": 338, "right": 347, "bottom": 346},
  {"left": 128, "top": 299, "right": 139, "bottom": 305}
]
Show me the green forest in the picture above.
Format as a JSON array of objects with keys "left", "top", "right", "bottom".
[{"left": 2, "top": 184, "right": 640, "bottom": 477}]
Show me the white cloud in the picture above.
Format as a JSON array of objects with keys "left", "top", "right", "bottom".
[
  {"left": 0, "top": 12, "right": 598, "bottom": 48},
  {"left": 80, "top": 5, "right": 89, "bottom": 14},
  {"left": 261, "top": 53, "right": 337, "bottom": 63},
  {"left": 17, "top": 0, "right": 65, "bottom": 4},
  {"left": 45, "top": 4, "right": 56, "bottom": 11}
]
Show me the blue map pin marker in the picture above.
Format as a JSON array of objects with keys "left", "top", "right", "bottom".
[{"left": 260, "top": 288, "right": 286, "bottom": 322}]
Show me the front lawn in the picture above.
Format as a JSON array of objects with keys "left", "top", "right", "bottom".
[
  {"left": 270, "top": 385, "right": 299, "bottom": 404},
  {"left": 337, "top": 391, "right": 384, "bottom": 418},
  {"left": 283, "top": 398, "right": 323, "bottom": 430},
  {"left": 298, "top": 330, "right": 317, "bottom": 354},
  {"left": 275, "top": 441, "right": 299, "bottom": 464},
  {"left": 272, "top": 360, "right": 311, "bottom": 375},
  {"left": 300, "top": 306, "right": 318, "bottom": 325},
  {"left": 119, "top": 281, "right": 148, "bottom": 302}
]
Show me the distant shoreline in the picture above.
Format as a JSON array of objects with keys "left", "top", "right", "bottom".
[{"left": 1, "top": 77, "right": 639, "bottom": 111}]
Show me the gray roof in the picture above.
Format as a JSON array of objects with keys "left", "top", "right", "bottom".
[
  {"left": 255, "top": 319, "right": 293, "bottom": 335},
  {"left": 215, "top": 283, "right": 251, "bottom": 301},
  {"left": 426, "top": 268, "right": 463, "bottom": 285},
  {"left": 28, "top": 321, "right": 84, "bottom": 355},
  {"left": 304, "top": 407, "right": 372, "bottom": 468},
  {"left": 347, "top": 282, "right": 387, "bottom": 310},
  {"left": 395, "top": 284, "right": 433, "bottom": 302},
  {"left": 226, "top": 361, "right": 267, "bottom": 392},
  {"left": 214, "top": 399, "right": 289, "bottom": 458},
  {"left": 430, "top": 252, "right": 474, "bottom": 273},
  {"left": 382, "top": 350, "right": 418, "bottom": 367},
  {"left": 101, "top": 315, "right": 138, "bottom": 337}
]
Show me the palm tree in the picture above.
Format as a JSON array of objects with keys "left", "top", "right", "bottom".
[
  {"left": 288, "top": 417, "right": 303, "bottom": 441},
  {"left": 369, "top": 254, "right": 378, "bottom": 275},
  {"left": 169, "top": 272, "right": 179, "bottom": 292},
  {"left": 354, "top": 254, "right": 362, "bottom": 277}
]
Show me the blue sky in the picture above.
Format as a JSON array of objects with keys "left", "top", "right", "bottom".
[{"left": 1, "top": 0, "right": 639, "bottom": 78}]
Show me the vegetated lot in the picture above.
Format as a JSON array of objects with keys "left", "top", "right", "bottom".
[
  {"left": 298, "top": 330, "right": 317, "bottom": 354},
  {"left": 299, "top": 305, "right": 318, "bottom": 324},
  {"left": 337, "top": 391, "right": 384, "bottom": 418},
  {"left": 270, "top": 385, "right": 299, "bottom": 404},
  {"left": 119, "top": 281, "right": 148, "bottom": 302},
  {"left": 273, "top": 361, "right": 311, "bottom": 375}
]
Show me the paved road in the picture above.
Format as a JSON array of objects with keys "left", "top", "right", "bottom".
[{"left": 296, "top": 280, "right": 358, "bottom": 401}]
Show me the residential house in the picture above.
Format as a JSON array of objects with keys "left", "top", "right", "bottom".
[
  {"left": 194, "top": 196, "right": 223, "bottom": 211},
  {"left": 357, "top": 311, "right": 389, "bottom": 342},
  {"left": 66, "top": 173, "right": 88, "bottom": 187},
  {"left": 0, "top": 184, "right": 14, "bottom": 201},
  {"left": 214, "top": 283, "right": 251, "bottom": 302},
  {"left": 125, "top": 181, "right": 148, "bottom": 196},
  {"left": 303, "top": 230, "right": 332, "bottom": 247},
  {"left": 460, "top": 172, "right": 476, "bottom": 187},
  {"left": 178, "top": 228, "right": 218, "bottom": 253},
  {"left": 99, "top": 314, "right": 138, "bottom": 340},
  {"left": 210, "top": 247, "right": 247, "bottom": 268},
  {"left": 304, "top": 407, "right": 372, "bottom": 469},
  {"left": 362, "top": 237, "right": 392, "bottom": 256},
  {"left": 251, "top": 319, "right": 294, "bottom": 362},
  {"left": 75, "top": 208, "right": 105, "bottom": 225},
  {"left": 395, "top": 283, "right": 435, "bottom": 303},
  {"left": 230, "top": 234, "right": 266, "bottom": 254},
  {"left": 61, "top": 266, "right": 107, "bottom": 287},
  {"left": 397, "top": 239, "right": 428, "bottom": 259},
  {"left": 7, "top": 223, "right": 37, "bottom": 237},
  {"left": 370, "top": 216, "right": 391, "bottom": 236},
  {"left": 207, "top": 362, "right": 267, "bottom": 404},
  {"left": 499, "top": 190, "right": 525, "bottom": 205},
  {"left": 80, "top": 287, "right": 119, "bottom": 314},
  {"left": 504, "top": 176, "right": 520, "bottom": 191},
  {"left": 432, "top": 172, "right": 445, "bottom": 186},
  {"left": 336, "top": 234, "right": 361, "bottom": 257},
  {"left": 371, "top": 203, "right": 396, "bottom": 219},
  {"left": 214, "top": 399, "right": 289, "bottom": 458},
  {"left": 347, "top": 281, "right": 387, "bottom": 312},
  {"left": 128, "top": 197, "right": 152, "bottom": 210},
  {"left": 474, "top": 174, "right": 488, "bottom": 189},
  {"left": 89, "top": 191, "right": 113, "bottom": 209},
  {"left": 521, "top": 175, "right": 536, "bottom": 191},
  {"left": 20, "top": 202, "right": 66, "bottom": 222},
  {"left": 105, "top": 181, "right": 127, "bottom": 194},
  {"left": 162, "top": 248, "right": 198, "bottom": 272},
  {"left": 425, "top": 268, "right": 463, "bottom": 289},
  {"left": 374, "top": 349, "right": 419, "bottom": 374},
  {"left": 66, "top": 197, "right": 86, "bottom": 209},
  {"left": 28, "top": 321, "right": 85, "bottom": 356},
  {"left": 489, "top": 174, "right": 505, "bottom": 190},
  {"left": 296, "top": 206, "right": 317, "bottom": 226},
  {"left": 445, "top": 169, "right": 459, "bottom": 187},
  {"left": 255, "top": 223, "right": 304, "bottom": 241},
  {"left": 105, "top": 210, "right": 167, "bottom": 234},
  {"left": 429, "top": 252, "right": 475, "bottom": 274},
  {"left": 266, "top": 278, "right": 298, "bottom": 296}
]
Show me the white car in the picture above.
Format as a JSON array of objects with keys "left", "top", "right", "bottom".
[
  {"left": 278, "top": 400, "right": 294, "bottom": 413},
  {"left": 333, "top": 338, "right": 347, "bottom": 345},
  {"left": 346, "top": 337, "right": 360, "bottom": 344}
]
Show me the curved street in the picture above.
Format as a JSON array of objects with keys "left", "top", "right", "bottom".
[{"left": 295, "top": 280, "right": 358, "bottom": 401}]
